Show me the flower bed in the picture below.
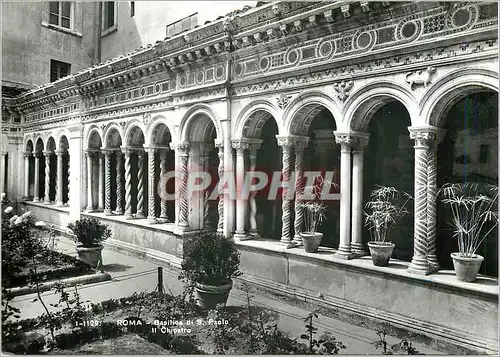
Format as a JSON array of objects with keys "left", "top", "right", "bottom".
[{"left": 3, "top": 250, "right": 93, "bottom": 289}]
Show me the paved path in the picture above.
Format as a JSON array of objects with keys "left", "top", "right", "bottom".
[{"left": 10, "top": 236, "right": 442, "bottom": 355}]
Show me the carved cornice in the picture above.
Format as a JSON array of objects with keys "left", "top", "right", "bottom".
[{"left": 408, "top": 126, "right": 446, "bottom": 148}]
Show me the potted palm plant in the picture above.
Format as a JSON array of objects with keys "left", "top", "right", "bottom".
[
  {"left": 364, "top": 186, "right": 412, "bottom": 267},
  {"left": 67, "top": 217, "right": 111, "bottom": 270},
  {"left": 440, "top": 182, "right": 498, "bottom": 282},
  {"left": 180, "top": 231, "right": 242, "bottom": 309},
  {"left": 298, "top": 175, "right": 333, "bottom": 253}
]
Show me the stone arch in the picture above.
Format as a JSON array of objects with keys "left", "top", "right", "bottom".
[
  {"left": 149, "top": 121, "right": 173, "bottom": 147},
  {"left": 419, "top": 67, "right": 499, "bottom": 127},
  {"left": 88, "top": 129, "right": 102, "bottom": 149},
  {"left": 59, "top": 135, "right": 69, "bottom": 151},
  {"left": 25, "top": 138, "right": 34, "bottom": 152},
  {"left": 146, "top": 115, "right": 177, "bottom": 147},
  {"left": 124, "top": 121, "right": 145, "bottom": 148},
  {"left": 179, "top": 104, "right": 222, "bottom": 142},
  {"left": 343, "top": 81, "right": 419, "bottom": 132},
  {"left": 283, "top": 91, "right": 343, "bottom": 135},
  {"left": 103, "top": 124, "right": 123, "bottom": 148},
  {"left": 34, "top": 136, "right": 44, "bottom": 152},
  {"left": 234, "top": 99, "right": 281, "bottom": 139},
  {"left": 83, "top": 125, "right": 102, "bottom": 149},
  {"left": 45, "top": 136, "right": 56, "bottom": 152}
]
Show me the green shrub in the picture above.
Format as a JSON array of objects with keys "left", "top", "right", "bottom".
[{"left": 67, "top": 218, "right": 112, "bottom": 247}]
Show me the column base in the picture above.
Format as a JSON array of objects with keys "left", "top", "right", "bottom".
[
  {"left": 334, "top": 251, "right": 356, "bottom": 260},
  {"left": 85, "top": 206, "right": 94, "bottom": 213},
  {"left": 293, "top": 234, "right": 303, "bottom": 246},
  {"left": 98, "top": 206, "right": 104, "bottom": 211},
  {"left": 55, "top": 201, "right": 64, "bottom": 207},
  {"left": 114, "top": 210, "right": 124, "bottom": 215},
  {"left": 351, "top": 243, "right": 368, "bottom": 257},
  {"left": 124, "top": 213, "right": 134, "bottom": 220},
  {"left": 147, "top": 216, "right": 158, "bottom": 224},
  {"left": 135, "top": 213, "right": 146, "bottom": 219},
  {"left": 44, "top": 200, "right": 52, "bottom": 205},
  {"left": 427, "top": 255, "right": 440, "bottom": 273},
  {"left": 22, "top": 196, "right": 31, "bottom": 201},
  {"left": 33, "top": 197, "right": 40, "bottom": 203},
  {"left": 408, "top": 256, "right": 430, "bottom": 275},
  {"left": 234, "top": 232, "right": 251, "bottom": 241},
  {"left": 178, "top": 223, "right": 190, "bottom": 232},
  {"left": 104, "top": 209, "right": 113, "bottom": 216},
  {"left": 249, "top": 230, "right": 260, "bottom": 238}
]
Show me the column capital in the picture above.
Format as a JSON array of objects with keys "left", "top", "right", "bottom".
[
  {"left": 214, "top": 138, "right": 224, "bottom": 149},
  {"left": 84, "top": 149, "right": 99, "bottom": 158},
  {"left": 42, "top": 150, "right": 54, "bottom": 157},
  {"left": 136, "top": 149, "right": 146, "bottom": 158},
  {"left": 276, "top": 135, "right": 309, "bottom": 150},
  {"left": 120, "top": 146, "right": 134, "bottom": 156},
  {"left": 170, "top": 141, "right": 190, "bottom": 155},
  {"left": 408, "top": 126, "right": 446, "bottom": 148},
  {"left": 23, "top": 151, "right": 32, "bottom": 158},
  {"left": 231, "top": 139, "right": 252, "bottom": 153},
  {"left": 350, "top": 132, "right": 370, "bottom": 153},
  {"left": 55, "top": 149, "right": 65, "bottom": 156},
  {"left": 33, "top": 151, "right": 43, "bottom": 158}
]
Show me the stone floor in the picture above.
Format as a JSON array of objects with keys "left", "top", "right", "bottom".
[{"left": 10, "top": 236, "right": 443, "bottom": 355}]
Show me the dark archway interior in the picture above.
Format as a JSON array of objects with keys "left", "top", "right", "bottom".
[
  {"left": 363, "top": 101, "right": 415, "bottom": 261},
  {"left": 437, "top": 91, "right": 498, "bottom": 277},
  {"left": 255, "top": 118, "right": 282, "bottom": 239}
]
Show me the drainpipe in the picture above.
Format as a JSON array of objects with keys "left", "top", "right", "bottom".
[{"left": 93, "top": 1, "right": 102, "bottom": 65}]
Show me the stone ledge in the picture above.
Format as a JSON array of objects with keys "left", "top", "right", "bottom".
[
  {"left": 235, "top": 273, "right": 498, "bottom": 355},
  {"left": 235, "top": 239, "right": 498, "bottom": 299},
  {"left": 22, "top": 200, "right": 70, "bottom": 213},
  {"left": 8, "top": 272, "right": 112, "bottom": 297}
]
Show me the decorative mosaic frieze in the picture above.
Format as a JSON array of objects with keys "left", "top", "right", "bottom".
[
  {"left": 81, "top": 100, "right": 174, "bottom": 123},
  {"left": 231, "top": 37, "right": 497, "bottom": 96},
  {"left": 231, "top": 3, "right": 497, "bottom": 81},
  {"left": 24, "top": 102, "right": 80, "bottom": 123},
  {"left": 176, "top": 64, "right": 227, "bottom": 90}
]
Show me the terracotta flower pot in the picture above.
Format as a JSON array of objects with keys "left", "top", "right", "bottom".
[
  {"left": 300, "top": 232, "right": 323, "bottom": 253},
  {"left": 367, "top": 242, "right": 395, "bottom": 267},
  {"left": 195, "top": 280, "right": 233, "bottom": 309},
  {"left": 451, "top": 253, "right": 484, "bottom": 283},
  {"left": 76, "top": 245, "right": 103, "bottom": 269}
]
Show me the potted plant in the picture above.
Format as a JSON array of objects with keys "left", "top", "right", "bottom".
[
  {"left": 298, "top": 175, "right": 334, "bottom": 253},
  {"left": 363, "top": 186, "right": 412, "bottom": 267},
  {"left": 440, "top": 182, "right": 498, "bottom": 282},
  {"left": 67, "top": 217, "right": 111, "bottom": 269},
  {"left": 180, "top": 231, "right": 242, "bottom": 309}
]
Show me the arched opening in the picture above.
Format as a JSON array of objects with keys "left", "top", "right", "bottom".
[
  {"left": 88, "top": 130, "right": 103, "bottom": 211},
  {"left": 150, "top": 122, "right": 174, "bottom": 222},
  {"left": 34, "top": 138, "right": 44, "bottom": 201},
  {"left": 59, "top": 136, "right": 70, "bottom": 205},
  {"left": 436, "top": 91, "right": 498, "bottom": 277},
  {"left": 183, "top": 114, "right": 219, "bottom": 230},
  {"left": 289, "top": 105, "right": 340, "bottom": 248},
  {"left": 105, "top": 128, "right": 123, "bottom": 213},
  {"left": 126, "top": 126, "right": 146, "bottom": 217},
  {"left": 363, "top": 101, "right": 415, "bottom": 261},
  {"left": 46, "top": 137, "right": 57, "bottom": 203},
  {"left": 25, "top": 140, "right": 34, "bottom": 199}
]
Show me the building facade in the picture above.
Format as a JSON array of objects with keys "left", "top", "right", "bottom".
[{"left": 1, "top": 1, "right": 499, "bottom": 353}]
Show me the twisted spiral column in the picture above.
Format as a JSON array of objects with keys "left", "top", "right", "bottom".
[
  {"left": 136, "top": 150, "right": 146, "bottom": 219},
  {"left": 215, "top": 141, "right": 224, "bottom": 233},
  {"left": 103, "top": 150, "right": 113, "bottom": 215},
  {"left": 293, "top": 138, "right": 308, "bottom": 244},
  {"left": 55, "top": 150, "right": 64, "bottom": 206},
  {"left": 426, "top": 128, "right": 445, "bottom": 272},
  {"left": 33, "top": 153, "right": 41, "bottom": 202},
  {"left": 115, "top": 150, "right": 124, "bottom": 215},
  {"left": 23, "top": 152, "right": 31, "bottom": 200},
  {"left": 248, "top": 142, "right": 262, "bottom": 237},
  {"left": 43, "top": 150, "right": 52, "bottom": 204},
  {"left": 159, "top": 150, "right": 169, "bottom": 221},
  {"left": 98, "top": 152, "right": 104, "bottom": 211},
  {"left": 147, "top": 147, "right": 157, "bottom": 222},
  {"left": 408, "top": 129, "right": 430, "bottom": 275},
  {"left": 85, "top": 150, "right": 94, "bottom": 211},
  {"left": 334, "top": 133, "right": 355, "bottom": 259},
  {"left": 177, "top": 143, "right": 190, "bottom": 229},
  {"left": 277, "top": 137, "right": 294, "bottom": 245},
  {"left": 122, "top": 147, "right": 133, "bottom": 219},
  {"left": 66, "top": 153, "right": 70, "bottom": 204}
]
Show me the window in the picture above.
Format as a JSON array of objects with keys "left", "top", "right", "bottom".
[
  {"left": 49, "top": 2, "right": 71, "bottom": 29},
  {"left": 103, "top": 1, "right": 115, "bottom": 31},
  {"left": 50, "top": 60, "right": 71, "bottom": 82},
  {"left": 166, "top": 13, "right": 198, "bottom": 37},
  {"left": 130, "top": 1, "right": 135, "bottom": 17},
  {"left": 479, "top": 144, "right": 489, "bottom": 164}
]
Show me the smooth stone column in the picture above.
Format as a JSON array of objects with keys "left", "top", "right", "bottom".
[
  {"left": 85, "top": 150, "right": 94, "bottom": 212},
  {"left": 103, "top": 149, "right": 113, "bottom": 215},
  {"left": 426, "top": 128, "right": 445, "bottom": 272},
  {"left": 146, "top": 147, "right": 157, "bottom": 222},
  {"left": 334, "top": 133, "right": 355, "bottom": 260},
  {"left": 159, "top": 149, "right": 169, "bottom": 221},
  {"left": 55, "top": 150, "right": 65, "bottom": 206},
  {"left": 293, "top": 137, "right": 309, "bottom": 245},
  {"left": 232, "top": 140, "right": 250, "bottom": 240},
  {"left": 176, "top": 142, "right": 191, "bottom": 230},
  {"left": 351, "top": 134, "right": 369, "bottom": 256},
  {"left": 215, "top": 139, "right": 224, "bottom": 233},
  {"left": 277, "top": 136, "right": 294, "bottom": 246},
  {"left": 122, "top": 147, "right": 134, "bottom": 219},
  {"left": 136, "top": 150, "right": 146, "bottom": 219},
  {"left": 23, "top": 151, "right": 31, "bottom": 200},
  {"left": 43, "top": 150, "right": 53, "bottom": 204},
  {"left": 408, "top": 128, "right": 431, "bottom": 275},
  {"left": 33, "top": 152, "right": 41, "bottom": 202},
  {"left": 98, "top": 152, "right": 104, "bottom": 211},
  {"left": 248, "top": 140, "right": 263, "bottom": 237},
  {"left": 115, "top": 150, "right": 124, "bottom": 215}
]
